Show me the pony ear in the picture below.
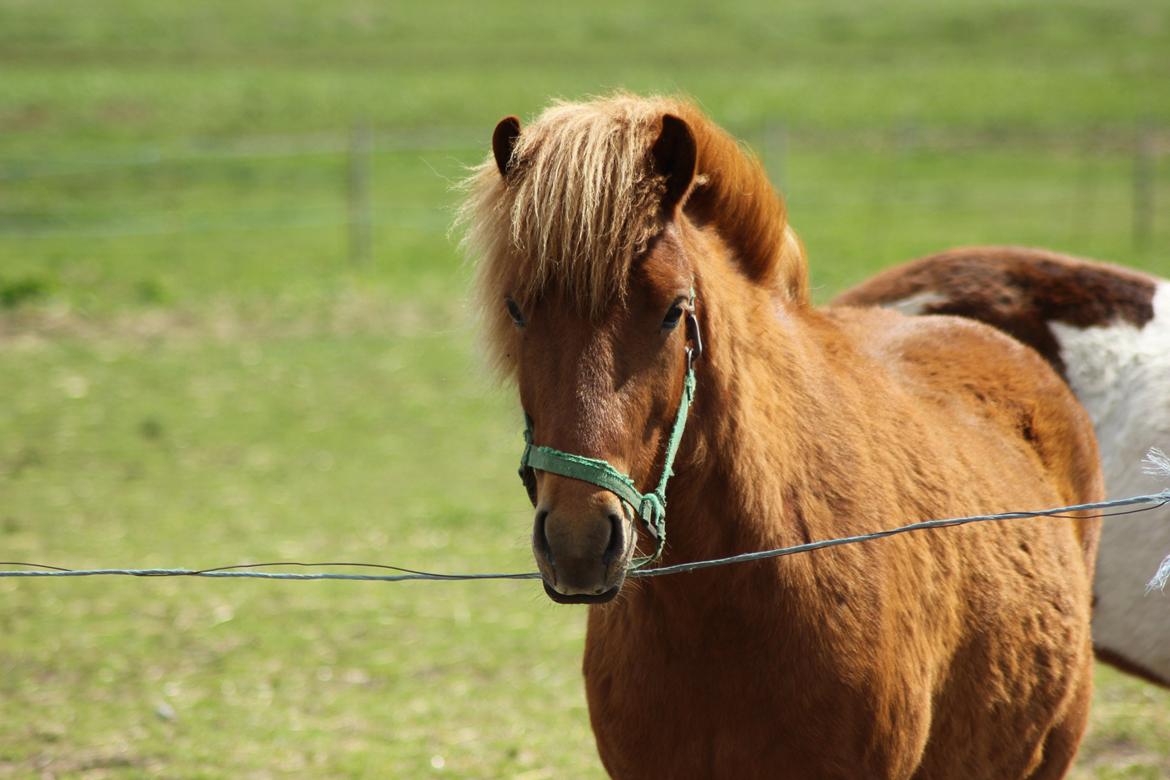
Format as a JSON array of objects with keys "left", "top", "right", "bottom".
[
  {"left": 651, "top": 114, "right": 697, "bottom": 215},
  {"left": 492, "top": 116, "right": 521, "bottom": 178}
]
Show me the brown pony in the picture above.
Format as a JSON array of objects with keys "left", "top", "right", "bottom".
[
  {"left": 835, "top": 246, "right": 1170, "bottom": 689},
  {"left": 459, "top": 95, "right": 1103, "bottom": 779}
]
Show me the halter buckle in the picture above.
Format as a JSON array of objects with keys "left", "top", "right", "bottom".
[{"left": 685, "top": 311, "right": 703, "bottom": 363}]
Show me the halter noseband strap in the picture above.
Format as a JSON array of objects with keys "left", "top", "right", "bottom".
[{"left": 518, "top": 303, "right": 700, "bottom": 567}]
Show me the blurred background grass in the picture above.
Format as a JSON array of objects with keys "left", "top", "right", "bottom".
[{"left": 1, "top": 1, "right": 1168, "bottom": 777}]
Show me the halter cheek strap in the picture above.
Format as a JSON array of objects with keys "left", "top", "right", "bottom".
[{"left": 518, "top": 303, "right": 700, "bottom": 567}]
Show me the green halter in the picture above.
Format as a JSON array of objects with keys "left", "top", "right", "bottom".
[{"left": 518, "top": 304, "right": 701, "bottom": 567}]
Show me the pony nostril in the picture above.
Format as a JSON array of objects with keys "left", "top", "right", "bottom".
[
  {"left": 602, "top": 512, "right": 624, "bottom": 565},
  {"left": 534, "top": 510, "right": 553, "bottom": 562}
]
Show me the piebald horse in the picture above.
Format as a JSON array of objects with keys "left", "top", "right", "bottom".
[
  {"left": 836, "top": 246, "right": 1170, "bottom": 689},
  {"left": 459, "top": 95, "right": 1102, "bottom": 779}
]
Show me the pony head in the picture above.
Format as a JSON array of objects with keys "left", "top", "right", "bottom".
[{"left": 459, "top": 94, "right": 805, "bottom": 602}]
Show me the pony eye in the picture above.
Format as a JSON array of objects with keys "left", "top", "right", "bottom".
[
  {"left": 506, "top": 298, "right": 526, "bottom": 328},
  {"left": 662, "top": 303, "right": 684, "bottom": 331}
]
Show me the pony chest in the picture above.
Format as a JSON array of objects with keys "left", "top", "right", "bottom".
[
  {"left": 580, "top": 605, "right": 928, "bottom": 778},
  {"left": 583, "top": 608, "right": 791, "bottom": 723}
]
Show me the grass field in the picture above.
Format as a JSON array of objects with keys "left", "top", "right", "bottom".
[{"left": 2, "top": 1, "right": 1170, "bottom": 777}]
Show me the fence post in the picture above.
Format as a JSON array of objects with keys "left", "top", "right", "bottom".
[
  {"left": 1133, "top": 126, "right": 1154, "bottom": 251},
  {"left": 348, "top": 123, "right": 373, "bottom": 265},
  {"left": 764, "top": 122, "right": 787, "bottom": 193}
]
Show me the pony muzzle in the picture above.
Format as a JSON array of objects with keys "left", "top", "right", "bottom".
[{"left": 532, "top": 487, "right": 634, "bottom": 603}]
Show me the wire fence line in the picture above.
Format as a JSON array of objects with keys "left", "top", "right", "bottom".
[
  {"left": 2, "top": 124, "right": 1164, "bottom": 251},
  {"left": 0, "top": 128, "right": 487, "bottom": 182},
  {"left": 2, "top": 489, "right": 1167, "bottom": 588}
]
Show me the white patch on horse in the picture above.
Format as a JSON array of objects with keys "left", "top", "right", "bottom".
[
  {"left": 880, "top": 291, "right": 950, "bottom": 316},
  {"left": 1052, "top": 280, "right": 1170, "bottom": 683}
]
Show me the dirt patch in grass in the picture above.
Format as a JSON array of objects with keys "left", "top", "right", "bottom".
[{"left": 0, "top": 292, "right": 468, "bottom": 351}]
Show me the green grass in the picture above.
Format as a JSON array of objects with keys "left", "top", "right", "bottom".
[
  {"left": 2, "top": 0, "right": 1169, "bottom": 148},
  {"left": 2, "top": 0, "right": 1170, "bottom": 777},
  {"left": 0, "top": 329, "right": 592, "bottom": 777}
]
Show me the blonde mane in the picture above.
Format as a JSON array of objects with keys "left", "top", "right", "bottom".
[{"left": 458, "top": 93, "right": 808, "bottom": 374}]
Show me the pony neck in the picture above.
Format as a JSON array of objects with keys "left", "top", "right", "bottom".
[{"left": 655, "top": 250, "right": 821, "bottom": 569}]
